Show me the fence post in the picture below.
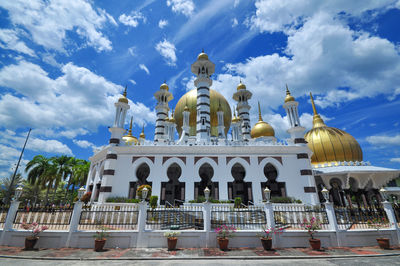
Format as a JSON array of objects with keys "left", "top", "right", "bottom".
[
  {"left": 0, "top": 200, "right": 20, "bottom": 245},
  {"left": 324, "top": 202, "right": 342, "bottom": 247},
  {"left": 265, "top": 202, "right": 275, "bottom": 228},
  {"left": 136, "top": 201, "right": 148, "bottom": 248},
  {"left": 203, "top": 202, "right": 211, "bottom": 248},
  {"left": 382, "top": 201, "right": 400, "bottom": 244},
  {"left": 65, "top": 201, "right": 83, "bottom": 247}
]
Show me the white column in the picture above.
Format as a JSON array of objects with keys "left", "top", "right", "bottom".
[
  {"left": 203, "top": 202, "right": 212, "bottom": 248},
  {"left": 324, "top": 202, "right": 342, "bottom": 247},
  {"left": 136, "top": 201, "right": 148, "bottom": 248},
  {"left": 65, "top": 201, "right": 83, "bottom": 247},
  {"left": 382, "top": 201, "right": 400, "bottom": 244},
  {"left": 0, "top": 200, "right": 20, "bottom": 245}
]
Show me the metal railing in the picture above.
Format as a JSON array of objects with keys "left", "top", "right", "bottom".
[
  {"left": 78, "top": 204, "right": 139, "bottom": 230},
  {"left": 273, "top": 204, "right": 329, "bottom": 230},
  {"left": 13, "top": 209, "right": 73, "bottom": 230},
  {"left": 146, "top": 205, "right": 204, "bottom": 230},
  {"left": 392, "top": 203, "right": 400, "bottom": 227},
  {"left": 335, "top": 206, "right": 388, "bottom": 230},
  {"left": 0, "top": 206, "right": 9, "bottom": 229},
  {"left": 211, "top": 205, "right": 266, "bottom": 230}
]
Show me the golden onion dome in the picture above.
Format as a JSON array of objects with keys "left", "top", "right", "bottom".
[
  {"left": 160, "top": 82, "right": 169, "bottom": 91},
  {"left": 304, "top": 93, "right": 363, "bottom": 165},
  {"left": 237, "top": 81, "right": 246, "bottom": 91},
  {"left": 232, "top": 109, "right": 240, "bottom": 123},
  {"left": 169, "top": 111, "right": 176, "bottom": 123},
  {"left": 139, "top": 125, "right": 145, "bottom": 139},
  {"left": 118, "top": 86, "right": 129, "bottom": 104},
  {"left": 197, "top": 51, "right": 209, "bottom": 61},
  {"left": 284, "top": 84, "right": 295, "bottom": 103},
  {"left": 122, "top": 117, "right": 138, "bottom": 145},
  {"left": 250, "top": 102, "right": 275, "bottom": 138},
  {"left": 174, "top": 89, "right": 232, "bottom": 137}
]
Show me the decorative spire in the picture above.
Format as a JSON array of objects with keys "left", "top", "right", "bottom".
[
  {"left": 128, "top": 116, "right": 133, "bottom": 134},
  {"left": 258, "top": 101, "right": 263, "bottom": 121},
  {"left": 140, "top": 124, "right": 145, "bottom": 139},
  {"left": 310, "top": 92, "right": 326, "bottom": 128},
  {"left": 123, "top": 85, "right": 127, "bottom": 97},
  {"left": 286, "top": 84, "right": 290, "bottom": 95},
  {"left": 284, "top": 84, "right": 295, "bottom": 103},
  {"left": 218, "top": 100, "right": 223, "bottom": 112},
  {"left": 122, "top": 116, "right": 138, "bottom": 145}
]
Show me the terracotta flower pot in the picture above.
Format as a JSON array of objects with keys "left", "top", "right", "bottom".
[
  {"left": 377, "top": 238, "right": 390, "bottom": 249},
  {"left": 167, "top": 237, "right": 178, "bottom": 251},
  {"left": 217, "top": 237, "right": 229, "bottom": 251},
  {"left": 94, "top": 239, "right": 106, "bottom": 252},
  {"left": 25, "top": 237, "right": 39, "bottom": 250},
  {"left": 309, "top": 238, "right": 321, "bottom": 250},
  {"left": 260, "top": 238, "right": 272, "bottom": 250}
]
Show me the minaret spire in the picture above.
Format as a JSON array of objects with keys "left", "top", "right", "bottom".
[
  {"left": 258, "top": 101, "right": 263, "bottom": 121},
  {"left": 123, "top": 85, "right": 127, "bottom": 97},
  {"left": 310, "top": 92, "right": 318, "bottom": 115},
  {"left": 309, "top": 92, "right": 326, "bottom": 128}
]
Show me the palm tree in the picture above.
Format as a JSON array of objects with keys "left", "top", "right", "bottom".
[
  {"left": 69, "top": 160, "right": 90, "bottom": 202},
  {"left": 25, "top": 155, "right": 50, "bottom": 205},
  {"left": 0, "top": 173, "right": 23, "bottom": 204},
  {"left": 63, "top": 157, "right": 79, "bottom": 203},
  {"left": 50, "top": 155, "right": 71, "bottom": 203},
  {"left": 41, "top": 163, "right": 58, "bottom": 205}
]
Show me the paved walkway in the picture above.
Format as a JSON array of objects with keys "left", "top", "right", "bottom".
[{"left": 0, "top": 245, "right": 400, "bottom": 260}]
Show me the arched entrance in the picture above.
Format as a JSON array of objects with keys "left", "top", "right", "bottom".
[
  {"left": 161, "top": 163, "right": 185, "bottom": 205},
  {"left": 228, "top": 163, "right": 252, "bottom": 204},
  {"left": 195, "top": 163, "right": 218, "bottom": 200},
  {"left": 329, "top": 178, "right": 345, "bottom": 206},
  {"left": 129, "top": 163, "right": 151, "bottom": 199},
  {"left": 261, "top": 163, "right": 286, "bottom": 199}
]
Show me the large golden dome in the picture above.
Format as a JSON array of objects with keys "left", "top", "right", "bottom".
[
  {"left": 250, "top": 102, "right": 275, "bottom": 138},
  {"left": 174, "top": 89, "right": 232, "bottom": 137},
  {"left": 304, "top": 93, "right": 363, "bottom": 165}
]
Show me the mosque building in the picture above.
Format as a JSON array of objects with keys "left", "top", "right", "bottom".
[{"left": 86, "top": 52, "right": 399, "bottom": 206}]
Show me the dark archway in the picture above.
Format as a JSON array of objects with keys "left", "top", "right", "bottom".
[
  {"left": 129, "top": 163, "right": 151, "bottom": 199},
  {"left": 161, "top": 163, "right": 185, "bottom": 205},
  {"left": 261, "top": 163, "right": 286, "bottom": 199},
  {"left": 195, "top": 163, "right": 219, "bottom": 200},
  {"left": 329, "top": 178, "right": 345, "bottom": 206},
  {"left": 228, "top": 163, "right": 252, "bottom": 204}
]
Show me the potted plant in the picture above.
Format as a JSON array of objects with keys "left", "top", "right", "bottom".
[
  {"left": 215, "top": 224, "right": 236, "bottom": 251},
  {"left": 367, "top": 216, "right": 390, "bottom": 249},
  {"left": 301, "top": 217, "right": 322, "bottom": 250},
  {"left": 93, "top": 225, "right": 112, "bottom": 252},
  {"left": 164, "top": 231, "right": 181, "bottom": 251},
  {"left": 257, "top": 225, "right": 283, "bottom": 250},
  {"left": 20, "top": 222, "right": 49, "bottom": 250}
]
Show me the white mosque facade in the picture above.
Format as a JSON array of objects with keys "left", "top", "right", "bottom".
[{"left": 86, "top": 52, "right": 399, "bottom": 206}]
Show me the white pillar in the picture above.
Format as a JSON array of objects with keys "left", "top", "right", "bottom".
[
  {"left": 382, "top": 201, "right": 400, "bottom": 244},
  {"left": 203, "top": 202, "right": 212, "bottom": 248},
  {"left": 0, "top": 200, "right": 20, "bottom": 245},
  {"left": 324, "top": 202, "right": 342, "bottom": 247},
  {"left": 136, "top": 201, "right": 148, "bottom": 248},
  {"left": 65, "top": 201, "right": 83, "bottom": 247}
]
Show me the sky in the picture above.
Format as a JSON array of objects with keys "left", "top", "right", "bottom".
[{"left": 0, "top": 0, "right": 400, "bottom": 178}]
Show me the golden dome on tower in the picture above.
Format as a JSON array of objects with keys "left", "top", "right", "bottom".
[
  {"left": 197, "top": 51, "right": 209, "bottom": 61},
  {"left": 237, "top": 81, "right": 246, "bottom": 91},
  {"left": 304, "top": 93, "right": 363, "bottom": 165},
  {"left": 160, "top": 82, "right": 169, "bottom": 91},
  {"left": 174, "top": 89, "right": 232, "bottom": 137},
  {"left": 118, "top": 86, "right": 129, "bottom": 104},
  {"left": 284, "top": 84, "right": 295, "bottom": 103},
  {"left": 122, "top": 117, "right": 138, "bottom": 145},
  {"left": 250, "top": 102, "right": 275, "bottom": 138}
]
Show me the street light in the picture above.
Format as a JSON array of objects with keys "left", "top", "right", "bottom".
[
  {"left": 321, "top": 187, "right": 330, "bottom": 202},
  {"left": 204, "top": 187, "right": 210, "bottom": 202},
  {"left": 379, "top": 187, "right": 388, "bottom": 202},
  {"left": 142, "top": 187, "right": 148, "bottom": 201},
  {"left": 78, "top": 187, "right": 86, "bottom": 201},
  {"left": 14, "top": 186, "right": 23, "bottom": 201},
  {"left": 264, "top": 187, "right": 271, "bottom": 203}
]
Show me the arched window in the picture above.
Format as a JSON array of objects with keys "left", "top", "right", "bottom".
[
  {"left": 161, "top": 163, "right": 184, "bottom": 205},
  {"left": 195, "top": 163, "right": 218, "bottom": 200},
  {"left": 136, "top": 163, "right": 150, "bottom": 185},
  {"left": 262, "top": 163, "right": 285, "bottom": 198},
  {"left": 229, "top": 163, "right": 252, "bottom": 204}
]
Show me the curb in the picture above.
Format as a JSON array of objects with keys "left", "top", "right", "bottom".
[{"left": 1, "top": 252, "right": 400, "bottom": 261}]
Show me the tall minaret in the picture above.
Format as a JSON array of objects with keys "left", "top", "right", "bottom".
[
  {"left": 109, "top": 86, "right": 130, "bottom": 145},
  {"left": 154, "top": 82, "right": 173, "bottom": 142},
  {"left": 178, "top": 103, "right": 190, "bottom": 144},
  {"left": 283, "top": 85, "right": 306, "bottom": 145},
  {"left": 231, "top": 107, "right": 242, "bottom": 142},
  {"left": 233, "top": 81, "right": 252, "bottom": 140},
  {"left": 216, "top": 101, "right": 225, "bottom": 139},
  {"left": 191, "top": 51, "right": 215, "bottom": 144}
]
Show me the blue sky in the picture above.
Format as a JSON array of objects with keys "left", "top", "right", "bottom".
[{"left": 0, "top": 0, "right": 400, "bottom": 177}]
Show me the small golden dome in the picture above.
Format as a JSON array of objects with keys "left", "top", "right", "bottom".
[
  {"left": 284, "top": 84, "right": 295, "bottom": 103},
  {"left": 251, "top": 102, "right": 275, "bottom": 138},
  {"left": 304, "top": 93, "right": 363, "bottom": 165},
  {"left": 139, "top": 125, "right": 145, "bottom": 139},
  {"left": 160, "top": 82, "right": 169, "bottom": 91},
  {"left": 237, "top": 81, "right": 246, "bottom": 91},
  {"left": 122, "top": 117, "right": 138, "bottom": 145},
  {"left": 197, "top": 51, "right": 208, "bottom": 61},
  {"left": 184, "top": 105, "right": 189, "bottom": 112},
  {"left": 169, "top": 110, "right": 176, "bottom": 123},
  {"left": 118, "top": 86, "right": 128, "bottom": 104}
]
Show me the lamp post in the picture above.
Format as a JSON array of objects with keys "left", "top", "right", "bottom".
[
  {"left": 142, "top": 187, "right": 148, "bottom": 202},
  {"left": 379, "top": 187, "right": 388, "bottom": 202},
  {"left": 264, "top": 187, "right": 271, "bottom": 203},
  {"left": 78, "top": 187, "right": 86, "bottom": 202},
  {"left": 321, "top": 187, "right": 330, "bottom": 202},
  {"left": 13, "top": 186, "right": 23, "bottom": 201},
  {"left": 204, "top": 187, "right": 210, "bottom": 202}
]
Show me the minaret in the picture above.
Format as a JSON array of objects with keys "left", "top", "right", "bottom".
[
  {"left": 282, "top": 85, "right": 306, "bottom": 145},
  {"left": 178, "top": 104, "right": 190, "bottom": 144},
  {"left": 139, "top": 125, "right": 145, "bottom": 145},
  {"left": 109, "top": 86, "right": 130, "bottom": 145},
  {"left": 217, "top": 101, "right": 225, "bottom": 139},
  {"left": 231, "top": 107, "right": 242, "bottom": 142},
  {"left": 191, "top": 51, "right": 215, "bottom": 144},
  {"left": 233, "top": 81, "right": 252, "bottom": 140},
  {"left": 154, "top": 82, "right": 173, "bottom": 142}
]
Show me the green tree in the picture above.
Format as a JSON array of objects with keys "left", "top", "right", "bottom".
[
  {"left": 25, "top": 155, "right": 51, "bottom": 205},
  {"left": 0, "top": 173, "right": 23, "bottom": 204},
  {"left": 50, "top": 155, "right": 71, "bottom": 203}
]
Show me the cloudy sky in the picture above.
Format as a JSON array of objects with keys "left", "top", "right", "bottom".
[{"left": 0, "top": 0, "right": 400, "bottom": 177}]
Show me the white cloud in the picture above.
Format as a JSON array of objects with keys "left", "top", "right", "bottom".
[
  {"left": 139, "top": 64, "right": 150, "bottom": 75},
  {"left": 129, "top": 79, "right": 136, "bottom": 85},
  {"left": 0, "top": 0, "right": 114, "bottom": 52},
  {"left": 73, "top": 139, "right": 98, "bottom": 149},
  {"left": 41, "top": 53, "right": 62, "bottom": 67},
  {"left": 232, "top": 18, "right": 238, "bottom": 27},
  {"left": 390, "top": 158, "right": 400, "bottom": 163},
  {"left": 118, "top": 12, "right": 146, "bottom": 27},
  {"left": 366, "top": 134, "right": 400, "bottom": 146},
  {"left": 155, "top": 39, "right": 177, "bottom": 66},
  {"left": 0, "top": 29, "right": 36, "bottom": 57},
  {"left": 167, "top": 0, "right": 195, "bottom": 17},
  {"left": 159, "top": 19, "right": 169, "bottom": 29},
  {"left": 128, "top": 46, "right": 136, "bottom": 56}
]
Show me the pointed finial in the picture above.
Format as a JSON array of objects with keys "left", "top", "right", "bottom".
[
  {"left": 310, "top": 92, "right": 326, "bottom": 128},
  {"left": 202, "top": 48, "right": 204, "bottom": 53},
  {"left": 258, "top": 101, "right": 263, "bottom": 121},
  {"left": 286, "top": 84, "right": 290, "bottom": 95},
  {"left": 129, "top": 116, "right": 133, "bottom": 130},
  {"left": 310, "top": 92, "right": 318, "bottom": 115},
  {"left": 218, "top": 100, "right": 223, "bottom": 112},
  {"left": 123, "top": 85, "right": 127, "bottom": 97},
  {"left": 140, "top": 124, "right": 145, "bottom": 139}
]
